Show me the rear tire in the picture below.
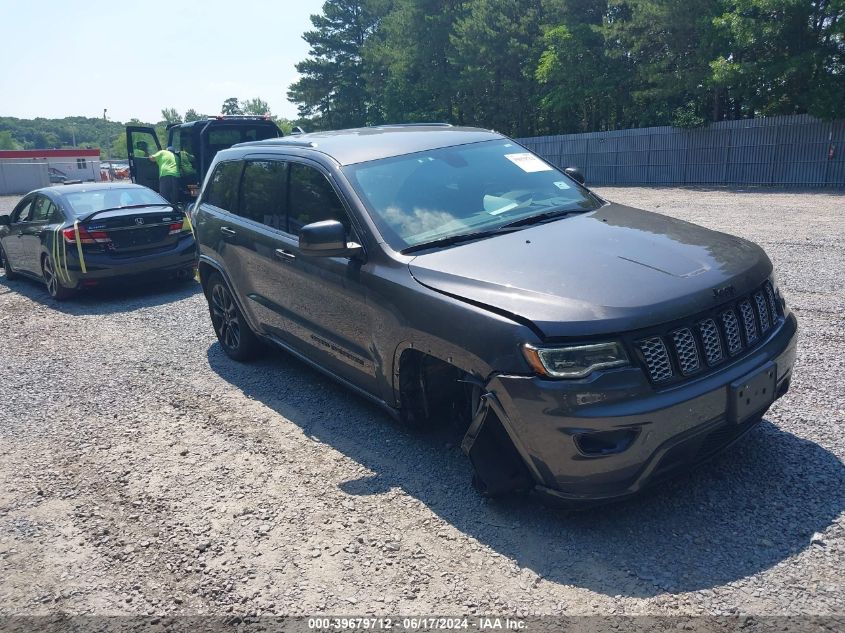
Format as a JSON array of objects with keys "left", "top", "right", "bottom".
[
  {"left": 0, "top": 245, "right": 19, "bottom": 280},
  {"left": 206, "top": 272, "right": 261, "bottom": 361},
  {"left": 42, "top": 255, "right": 75, "bottom": 300}
]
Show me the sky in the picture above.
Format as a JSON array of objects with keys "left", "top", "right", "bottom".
[{"left": 0, "top": 0, "right": 326, "bottom": 123}]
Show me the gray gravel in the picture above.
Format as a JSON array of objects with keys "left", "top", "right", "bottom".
[{"left": 0, "top": 187, "right": 843, "bottom": 617}]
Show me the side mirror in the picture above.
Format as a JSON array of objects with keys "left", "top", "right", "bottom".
[
  {"left": 0, "top": 215, "right": 10, "bottom": 227},
  {"left": 299, "top": 220, "right": 363, "bottom": 258},
  {"left": 564, "top": 167, "right": 586, "bottom": 185}
]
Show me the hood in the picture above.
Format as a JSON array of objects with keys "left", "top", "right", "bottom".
[{"left": 408, "top": 203, "right": 772, "bottom": 338}]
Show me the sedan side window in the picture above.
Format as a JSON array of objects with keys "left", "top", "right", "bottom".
[
  {"left": 288, "top": 163, "right": 351, "bottom": 237},
  {"left": 11, "top": 198, "right": 34, "bottom": 224},
  {"left": 240, "top": 160, "right": 288, "bottom": 231},
  {"left": 31, "top": 196, "right": 56, "bottom": 223}
]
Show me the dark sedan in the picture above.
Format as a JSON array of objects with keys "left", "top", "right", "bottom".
[{"left": 0, "top": 183, "right": 196, "bottom": 300}]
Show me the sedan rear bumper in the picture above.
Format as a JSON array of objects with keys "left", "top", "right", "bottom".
[
  {"left": 60, "top": 237, "right": 197, "bottom": 286},
  {"left": 487, "top": 312, "right": 798, "bottom": 504}
]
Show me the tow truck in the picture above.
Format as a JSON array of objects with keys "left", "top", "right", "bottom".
[{"left": 126, "top": 115, "right": 283, "bottom": 204}]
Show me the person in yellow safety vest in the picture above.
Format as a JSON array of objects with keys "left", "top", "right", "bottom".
[
  {"left": 133, "top": 141, "right": 149, "bottom": 157},
  {"left": 179, "top": 149, "right": 197, "bottom": 180},
  {"left": 148, "top": 145, "right": 180, "bottom": 205}
]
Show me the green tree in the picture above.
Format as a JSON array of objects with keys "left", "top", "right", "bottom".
[
  {"left": 711, "top": 0, "right": 845, "bottom": 119},
  {"left": 604, "top": 0, "right": 723, "bottom": 127},
  {"left": 364, "top": 0, "right": 465, "bottom": 124},
  {"left": 449, "top": 0, "right": 546, "bottom": 136},
  {"left": 535, "top": 0, "right": 628, "bottom": 133},
  {"left": 287, "top": 0, "right": 384, "bottom": 129},
  {"left": 161, "top": 107, "right": 183, "bottom": 124},
  {"left": 222, "top": 97, "right": 243, "bottom": 115},
  {"left": 241, "top": 97, "right": 271, "bottom": 116},
  {"left": 184, "top": 109, "right": 207, "bottom": 122},
  {"left": 0, "top": 131, "right": 19, "bottom": 149}
]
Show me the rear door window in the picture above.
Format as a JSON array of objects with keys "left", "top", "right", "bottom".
[
  {"left": 31, "top": 196, "right": 57, "bottom": 222},
  {"left": 239, "top": 160, "right": 288, "bottom": 231},
  {"left": 287, "top": 163, "right": 350, "bottom": 236},
  {"left": 204, "top": 161, "right": 243, "bottom": 212}
]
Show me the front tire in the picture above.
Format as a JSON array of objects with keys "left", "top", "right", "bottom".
[
  {"left": 206, "top": 272, "right": 261, "bottom": 361},
  {"left": 42, "top": 255, "right": 75, "bottom": 300},
  {"left": 0, "top": 244, "right": 19, "bottom": 280}
]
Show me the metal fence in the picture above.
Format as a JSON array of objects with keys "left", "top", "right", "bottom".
[{"left": 517, "top": 114, "right": 845, "bottom": 187}]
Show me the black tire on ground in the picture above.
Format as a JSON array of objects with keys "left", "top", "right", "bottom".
[
  {"left": 41, "top": 255, "right": 75, "bottom": 300},
  {"left": 0, "top": 245, "right": 20, "bottom": 280},
  {"left": 205, "top": 272, "right": 261, "bottom": 361}
]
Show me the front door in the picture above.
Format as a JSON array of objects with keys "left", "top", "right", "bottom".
[
  {"left": 2, "top": 196, "right": 36, "bottom": 274},
  {"left": 126, "top": 126, "right": 162, "bottom": 191},
  {"left": 18, "top": 195, "right": 56, "bottom": 274}
]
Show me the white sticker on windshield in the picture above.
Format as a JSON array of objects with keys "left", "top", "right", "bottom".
[
  {"left": 505, "top": 152, "right": 553, "bottom": 173},
  {"left": 553, "top": 181, "right": 571, "bottom": 190}
]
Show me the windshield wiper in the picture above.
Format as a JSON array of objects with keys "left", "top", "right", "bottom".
[
  {"left": 402, "top": 227, "right": 518, "bottom": 254},
  {"left": 499, "top": 207, "right": 587, "bottom": 229}
]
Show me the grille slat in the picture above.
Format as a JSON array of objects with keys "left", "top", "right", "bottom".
[
  {"left": 698, "top": 319, "right": 724, "bottom": 366},
  {"left": 638, "top": 337, "right": 673, "bottom": 382},
  {"left": 754, "top": 292, "right": 771, "bottom": 333},
  {"left": 636, "top": 282, "right": 782, "bottom": 386},
  {"left": 765, "top": 282, "right": 779, "bottom": 319},
  {"left": 739, "top": 300, "right": 759, "bottom": 344},
  {"left": 721, "top": 309, "right": 743, "bottom": 356},
  {"left": 671, "top": 328, "right": 701, "bottom": 375}
]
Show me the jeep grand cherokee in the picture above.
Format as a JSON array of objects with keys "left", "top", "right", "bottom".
[{"left": 192, "top": 124, "right": 797, "bottom": 503}]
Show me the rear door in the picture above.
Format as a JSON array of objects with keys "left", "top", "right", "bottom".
[
  {"left": 126, "top": 126, "right": 162, "bottom": 191},
  {"left": 266, "top": 160, "right": 377, "bottom": 392}
]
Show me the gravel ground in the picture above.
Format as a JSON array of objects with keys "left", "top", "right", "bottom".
[{"left": 0, "top": 187, "right": 843, "bottom": 619}]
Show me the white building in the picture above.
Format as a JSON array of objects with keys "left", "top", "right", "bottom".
[{"left": 0, "top": 148, "right": 101, "bottom": 194}]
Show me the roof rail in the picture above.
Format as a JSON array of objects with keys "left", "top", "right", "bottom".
[
  {"left": 371, "top": 122, "right": 453, "bottom": 128},
  {"left": 212, "top": 114, "right": 274, "bottom": 121},
  {"left": 233, "top": 138, "right": 317, "bottom": 149}
]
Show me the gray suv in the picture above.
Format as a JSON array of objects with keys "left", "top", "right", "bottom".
[{"left": 192, "top": 124, "right": 798, "bottom": 504}]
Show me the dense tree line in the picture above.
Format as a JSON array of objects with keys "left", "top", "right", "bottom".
[
  {"left": 0, "top": 98, "right": 292, "bottom": 158},
  {"left": 288, "top": 0, "right": 845, "bottom": 136}
]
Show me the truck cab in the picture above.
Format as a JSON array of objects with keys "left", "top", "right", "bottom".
[{"left": 126, "top": 116, "right": 283, "bottom": 204}]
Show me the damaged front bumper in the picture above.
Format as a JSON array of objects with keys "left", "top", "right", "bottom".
[{"left": 464, "top": 313, "right": 798, "bottom": 505}]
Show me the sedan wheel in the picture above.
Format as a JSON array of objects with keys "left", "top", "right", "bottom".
[
  {"left": 207, "top": 273, "right": 260, "bottom": 361},
  {"left": 42, "top": 256, "right": 74, "bottom": 300}
]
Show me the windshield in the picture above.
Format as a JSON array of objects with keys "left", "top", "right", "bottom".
[
  {"left": 343, "top": 139, "right": 602, "bottom": 251},
  {"left": 63, "top": 188, "right": 168, "bottom": 217}
]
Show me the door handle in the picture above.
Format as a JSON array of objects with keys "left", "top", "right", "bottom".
[
  {"left": 220, "top": 227, "right": 237, "bottom": 237},
  {"left": 274, "top": 248, "right": 296, "bottom": 262}
]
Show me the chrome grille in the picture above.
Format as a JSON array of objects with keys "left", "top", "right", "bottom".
[
  {"left": 721, "top": 309, "right": 743, "bottom": 356},
  {"left": 698, "top": 319, "right": 724, "bottom": 366},
  {"left": 671, "top": 328, "right": 700, "bottom": 375},
  {"left": 638, "top": 337, "right": 673, "bottom": 382},
  {"left": 739, "top": 300, "right": 759, "bottom": 344},
  {"left": 765, "top": 282, "right": 779, "bottom": 318},
  {"left": 755, "top": 291, "right": 771, "bottom": 333}
]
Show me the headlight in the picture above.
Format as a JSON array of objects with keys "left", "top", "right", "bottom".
[{"left": 522, "top": 342, "right": 629, "bottom": 378}]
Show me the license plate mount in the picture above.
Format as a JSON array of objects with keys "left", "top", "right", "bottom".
[{"left": 728, "top": 361, "right": 777, "bottom": 424}]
